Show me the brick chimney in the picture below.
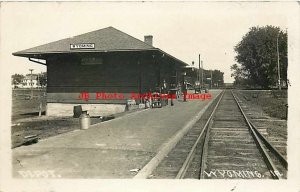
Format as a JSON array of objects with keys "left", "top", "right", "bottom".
[{"left": 144, "top": 35, "right": 153, "bottom": 46}]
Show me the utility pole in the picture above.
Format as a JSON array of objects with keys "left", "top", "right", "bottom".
[
  {"left": 210, "top": 70, "right": 213, "bottom": 89},
  {"left": 29, "top": 69, "right": 34, "bottom": 99},
  {"left": 201, "top": 60, "right": 204, "bottom": 90},
  {"left": 276, "top": 32, "right": 281, "bottom": 90},
  {"left": 198, "top": 54, "right": 201, "bottom": 83},
  {"left": 37, "top": 72, "right": 40, "bottom": 89}
]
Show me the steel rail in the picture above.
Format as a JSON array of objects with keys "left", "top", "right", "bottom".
[
  {"left": 199, "top": 115, "right": 211, "bottom": 179},
  {"left": 249, "top": 121, "right": 288, "bottom": 169},
  {"left": 234, "top": 93, "right": 287, "bottom": 169},
  {"left": 175, "top": 90, "right": 225, "bottom": 179},
  {"left": 231, "top": 90, "right": 282, "bottom": 179}
]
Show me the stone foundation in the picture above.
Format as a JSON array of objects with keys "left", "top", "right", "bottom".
[{"left": 46, "top": 103, "right": 126, "bottom": 117}]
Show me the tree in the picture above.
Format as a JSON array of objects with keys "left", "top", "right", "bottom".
[
  {"left": 203, "top": 69, "right": 224, "bottom": 87},
  {"left": 184, "top": 68, "right": 224, "bottom": 87},
  {"left": 232, "top": 25, "right": 288, "bottom": 88},
  {"left": 212, "top": 70, "right": 224, "bottom": 87},
  {"left": 11, "top": 74, "right": 25, "bottom": 87},
  {"left": 39, "top": 72, "right": 47, "bottom": 87},
  {"left": 230, "top": 64, "right": 253, "bottom": 87}
]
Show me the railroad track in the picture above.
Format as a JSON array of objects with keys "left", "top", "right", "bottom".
[{"left": 150, "top": 89, "right": 287, "bottom": 179}]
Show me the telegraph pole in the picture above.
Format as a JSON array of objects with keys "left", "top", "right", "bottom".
[
  {"left": 276, "top": 32, "right": 281, "bottom": 90},
  {"left": 29, "top": 69, "right": 34, "bottom": 99},
  {"left": 210, "top": 70, "right": 213, "bottom": 89},
  {"left": 198, "top": 54, "right": 201, "bottom": 83},
  {"left": 201, "top": 60, "right": 204, "bottom": 90},
  {"left": 37, "top": 72, "right": 40, "bottom": 89}
]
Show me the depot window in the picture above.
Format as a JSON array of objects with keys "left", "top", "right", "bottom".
[{"left": 81, "top": 56, "right": 104, "bottom": 65}]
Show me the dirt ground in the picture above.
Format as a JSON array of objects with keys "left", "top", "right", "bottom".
[
  {"left": 236, "top": 90, "right": 288, "bottom": 120},
  {"left": 12, "top": 89, "right": 47, "bottom": 121},
  {"left": 11, "top": 89, "right": 138, "bottom": 148},
  {"left": 235, "top": 90, "right": 287, "bottom": 139}
]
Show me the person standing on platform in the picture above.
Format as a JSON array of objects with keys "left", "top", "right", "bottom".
[
  {"left": 161, "top": 79, "right": 168, "bottom": 106},
  {"left": 182, "top": 80, "right": 188, "bottom": 102},
  {"left": 169, "top": 83, "right": 176, "bottom": 106},
  {"left": 170, "top": 91, "right": 174, "bottom": 106},
  {"left": 176, "top": 82, "right": 181, "bottom": 100}
]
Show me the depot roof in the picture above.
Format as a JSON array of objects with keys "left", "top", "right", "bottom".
[{"left": 13, "top": 26, "right": 188, "bottom": 66}]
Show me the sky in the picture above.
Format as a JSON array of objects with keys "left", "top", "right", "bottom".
[{"left": 1, "top": 1, "right": 290, "bottom": 83}]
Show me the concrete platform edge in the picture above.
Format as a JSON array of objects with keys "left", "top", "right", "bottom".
[{"left": 133, "top": 91, "right": 222, "bottom": 179}]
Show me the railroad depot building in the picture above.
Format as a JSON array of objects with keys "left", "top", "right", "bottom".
[{"left": 13, "top": 27, "right": 188, "bottom": 116}]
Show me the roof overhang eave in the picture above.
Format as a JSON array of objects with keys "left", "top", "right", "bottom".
[
  {"left": 13, "top": 48, "right": 188, "bottom": 67},
  {"left": 12, "top": 48, "right": 159, "bottom": 59}
]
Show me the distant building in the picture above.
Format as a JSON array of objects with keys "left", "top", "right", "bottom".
[
  {"left": 224, "top": 83, "right": 234, "bottom": 87},
  {"left": 184, "top": 66, "right": 198, "bottom": 85},
  {"left": 21, "top": 74, "right": 39, "bottom": 88},
  {"left": 13, "top": 27, "right": 188, "bottom": 116}
]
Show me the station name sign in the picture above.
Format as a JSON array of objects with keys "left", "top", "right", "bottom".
[{"left": 70, "top": 43, "right": 95, "bottom": 49}]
